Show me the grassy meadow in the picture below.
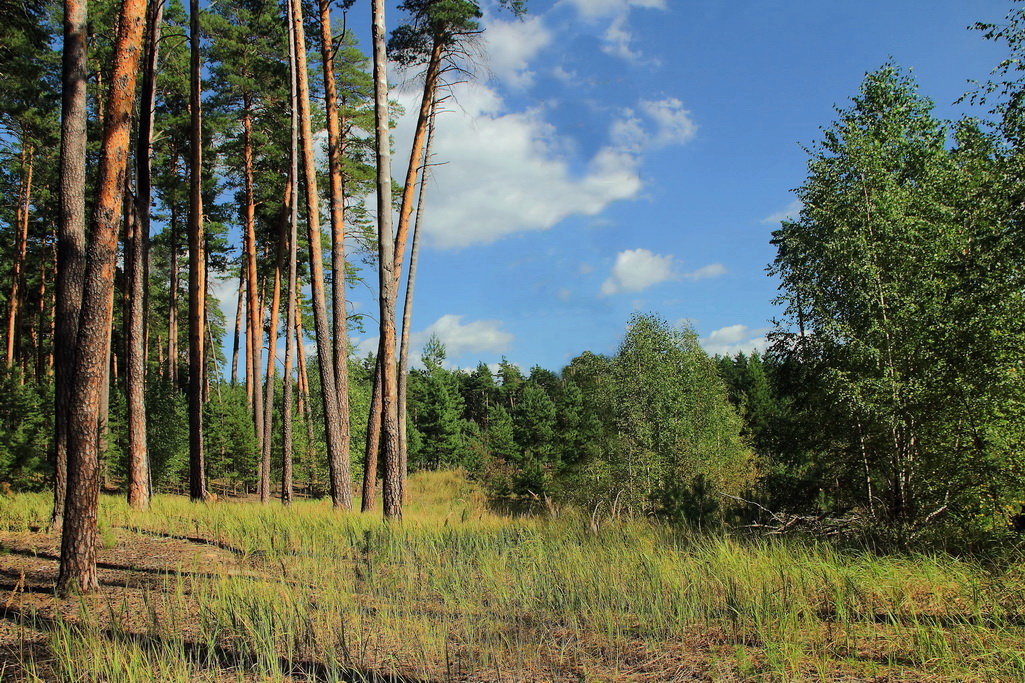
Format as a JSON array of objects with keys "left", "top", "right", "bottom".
[{"left": 2, "top": 471, "right": 1025, "bottom": 681}]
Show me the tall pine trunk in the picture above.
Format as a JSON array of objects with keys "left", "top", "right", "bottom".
[
  {"left": 363, "top": 37, "right": 443, "bottom": 511},
  {"left": 58, "top": 0, "right": 147, "bottom": 595},
  {"left": 53, "top": 0, "right": 89, "bottom": 530},
  {"left": 230, "top": 269, "right": 243, "bottom": 385},
  {"left": 126, "top": 0, "right": 163, "bottom": 509},
  {"left": 187, "top": 0, "right": 206, "bottom": 501},
  {"left": 370, "top": 0, "right": 400, "bottom": 518},
  {"left": 242, "top": 101, "right": 264, "bottom": 460},
  {"left": 290, "top": 0, "right": 351, "bottom": 509},
  {"left": 281, "top": 5, "right": 300, "bottom": 506},
  {"left": 7, "top": 147, "right": 34, "bottom": 369},
  {"left": 319, "top": 0, "right": 352, "bottom": 469},
  {"left": 167, "top": 195, "right": 179, "bottom": 384},
  {"left": 361, "top": 362, "right": 382, "bottom": 510},
  {"left": 397, "top": 105, "right": 436, "bottom": 494},
  {"left": 296, "top": 315, "right": 317, "bottom": 495},
  {"left": 260, "top": 185, "right": 289, "bottom": 503}
]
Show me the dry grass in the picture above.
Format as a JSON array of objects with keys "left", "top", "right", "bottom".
[{"left": 1, "top": 471, "right": 1025, "bottom": 681}]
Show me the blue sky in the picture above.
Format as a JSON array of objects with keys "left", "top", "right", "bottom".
[{"left": 220, "top": 0, "right": 1014, "bottom": 374}]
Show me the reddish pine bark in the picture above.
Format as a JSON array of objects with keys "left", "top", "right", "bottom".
[
  {"left": 58, "top": 0, "right": 147, "bottom": 595},
  {"left": 242, "top": 101, "right": 264, "bottom": 459},
  {"left": 397, "top": 106, "right": 437, "bottom": 498},
  {"left": 318, "top": 0, "right": 352, "bottom": 470},
  {"left": 230, "top": 269, "right": 243, "bottom": 385},
  {"left": 187, "top": 0, "right": 206, "bottom": 501},
  {"left": 260, "top": 184, "right": 289, "bottom": 503},
  {"left": 7, "top": 147, "right": 34, "bottom": 369},
  {"left": 126, "top": 0, "right": 163, "bottom": 510},
  {"left": 281, "top": 5, "right": 300, "bottom": 506},
  {"left": 290, "top": 0, "right": 351, "bottom": 509}
]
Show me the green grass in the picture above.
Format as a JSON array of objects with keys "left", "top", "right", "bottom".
[{"left": 3, "top": 471, "right": 1025, "bottom": 680}]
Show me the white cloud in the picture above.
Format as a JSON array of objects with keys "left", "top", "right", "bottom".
[
  {"left": 641, "top": 99, "right": 698, "bottom": 146},
  {"left": 601, "top": 250, "right": 725, "bottom": 296},
  {"left": 483, "top": 14, "right": 552, "bottom": 88},
  {"left": 414, "top": 314, "right": 513, "bottom": 358},
  {"left": 561, "top": 0, "right": 667, "bottom": 64},
  {"left": 210, "top": 278, "right": 239, "bottom": 338},
  {"left": 761, "top": 199, "right": 803, "bottom": 225},
  {"left": 683, "top": 263, "right": 726, "bottom": 280},
  {"left": 551, "top": 64, "right": 579, "bottom": 85},
  {"left": 561, "top": 0, "right": 666, "bottom": 21},
  {"left": 392, "top": 82, "right": 697, "bottom": 248},
  {"left": 700, "top": 324, "right": 771, "bottom": 356},
  {"left": 353, "top": 314, "right": 513, "bottom": 363},
  {"left": 601, "top": 248, "right": 676, "bottom": 295},
  {"left": 602, "top": 15, "right": 645, "bottom": 63},
  {"left": 611, "top": 98, "right": 697, "bottom": 152}
]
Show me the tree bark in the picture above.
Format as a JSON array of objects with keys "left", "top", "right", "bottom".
[
  {"left": 260, "top": 184, "right": 289, "bottom": 503},
  {"left": 392, "top": 39, "right": 443, "bottom": 281},
  {"left": 58, "top": 0, "right": 147, "bottom": 595},
  {"left": 281, "top": 4, "right": 300, "bottom": 506},
  {"left": 319, "top": 0, "right": 352, "bottom": 469},
  {"left": 230, "top": 269, "right": 243, "bottom": 385},
  {"left": 397, "top": 104, "right": 436, "bottom": 497},
  {"left": 126, "top": 0, "right": 162, "bottom": 510},
  {"left": 296, "top": 315, "right": 317, "bottom": 495},
  {"left": 53, "top": 0, "right": 88, "bottom": 530},
  {"left": 187, "top": 0, "right": 206, "bottom": 501},
  {"left": 363, "top": 38, "right": 443, "bottom": 511},
  {"left": 361, "top": 361, "right": 382, "bottom": 511},
  {"left": 167, "top": 195, "right": 179, "bottom": 385},
  {"left": 370, "top": 0, "right": 400, "bottom": 519},
  {"left": 290, "top": 0, "right": 351, "bottom": 509},
  {"left": 242, "top": 100, "right": 264, "bottom": 460},
  {"left": 7, "top": 147, "right": 34, "bottom": 370}
]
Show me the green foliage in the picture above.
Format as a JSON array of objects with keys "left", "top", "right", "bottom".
[
  {"left": 770, "top": 65, "right": 1025, "bottom": 530},
  {"left": 0, "top": 368, "right": 50, "bottom": 490},
  {"left": 204, "top": 384, "right": 259, "bottom": 486},
  {"left": 146, "top": 378, "right": 189, "bottom": 490},
  {"left": 408, "top": 336, "right": 473, "bottom": 470},
  {"left": 389, "top": 0, "right": 483, "bottom": 67},
  {"left": 475, "top": 314, "right": 754, "bottom": 520}
]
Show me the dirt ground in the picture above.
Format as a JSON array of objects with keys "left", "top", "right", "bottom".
[{"left": 0, "top": 526, "right": 255, "bottom": 681}]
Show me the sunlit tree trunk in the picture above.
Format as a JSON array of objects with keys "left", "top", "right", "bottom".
[
  {"left": 242, "top": 100, "right": 264, "bottom": 459},
  {"left": 260, "top": 185, "right": 289, "bottom": 503},
  {"left": 167, "top": 195, "right": 179, "bottom": 385},
  {"left": 58, "top": 0, "right": 147, "bottom": 595},
  {"left": 319, "top": 0, "right": 352, "bottom": 470},
  {"left": 53, "top": 0, "right": 88, "bottom": 530},
  {"left": 7, "top": 146, "right": 34, "bottom": 370},
  {"left": 370, "top": 0, "right": 400, "bottom": 518},
  {"left": 281, "top": 4, "right": 300, "bottom": 506},
  {"left": 295, "top": 313, "right": 318, "bottom": 495},
  {"left": 187, "top": 0, "right": 206, "bottom": 501},
  {"left": 364, "top": 37, "right": 443, "bottom": 511},
  {"left": 397, "top": 106, "right": 436, "bottom": 496},
  {"left": 361, "top": 366, "right": 382, "bottom": 510},
  {"left": 230, "top": 270, "right": 243, "bottom": 385},
  {"left": 290, "top": 0, "right": 351, "bottom": 508},
  {"left": 33, "top": 253, "right": 49, "bottom": 382},
  {"left": 126, "top": 0, "right": 162, "bottom": 509}
]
